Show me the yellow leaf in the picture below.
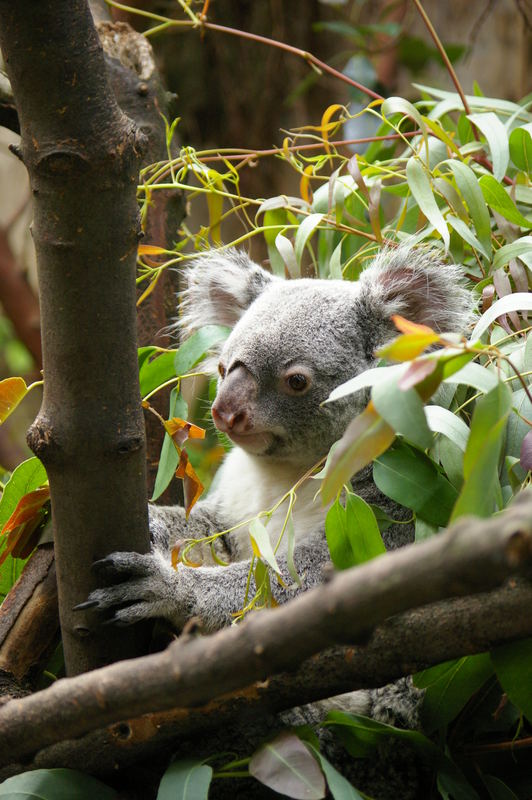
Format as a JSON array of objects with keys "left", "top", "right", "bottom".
[
  {"left": 377, "top": 333, "right": 441, "bottom": 362},
  {"left": 320, "top": 104, "right": 344, "bottom": 154},
  {"left": 0, "top": 377, "right": 28, "bottom": 424},
  {"left": 138, "top": 244, "right": 168, "bottom": 255},
  {"left": 300, "top": 164, "right": 314, "bottom": 204}
]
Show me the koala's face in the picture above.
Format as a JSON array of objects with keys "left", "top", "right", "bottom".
[
  {"left": 183, "top": 246, "right": 472, "bottom": 469},
  {"left": 211, "top": 280, "right": 368, "bottom": 466}
]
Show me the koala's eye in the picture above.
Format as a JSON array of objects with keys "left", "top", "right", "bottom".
[
  {"left": 218, "top": 363, "right": 226, "bottom": 379},
  {"left": 286, "top": 373, "right": 309, "bottom": 394}
]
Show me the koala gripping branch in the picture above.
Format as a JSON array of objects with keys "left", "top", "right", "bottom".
[{"left": 0, "top": 0, "right": 151, "bottom": 674}]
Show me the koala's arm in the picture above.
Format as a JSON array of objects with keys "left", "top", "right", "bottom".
[{"left": 82, "top": 520, "right": 329, "bottom": 632}]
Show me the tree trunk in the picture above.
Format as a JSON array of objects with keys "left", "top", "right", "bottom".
[{"left": 0, "top": 0, "right": 151, "bottom": 676}]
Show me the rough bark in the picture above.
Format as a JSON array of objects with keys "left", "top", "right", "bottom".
[
  {"left": 96, "top": 18, "right": 184, "bottom": 503},
  {"left": 0, "top": 0, "right": 151, "bottom": 676},
  {"left": 0, "top": 493, "right": 530, "bottom": 767},
  {"left": 0, "top": 545, "right": 59, "bottom": 684}
]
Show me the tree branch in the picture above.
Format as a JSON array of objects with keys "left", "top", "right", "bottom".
[{"left": 0, "top": 493, "right": 530, "bottom": 767}]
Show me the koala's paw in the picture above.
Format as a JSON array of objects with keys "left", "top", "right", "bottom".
[{"left": 74, "top": 551, "right": 193, "bottom": 628}]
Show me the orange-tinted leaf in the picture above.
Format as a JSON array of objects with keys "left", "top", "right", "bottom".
[
  {"left": 0, "top": 377, "right": 28, "bottom": 424},
  {"left": 171, "top": 544, "right": 180, "bottom": 569},
  {"left": 377, "top": 332, "right": 440, "bottom": 361},
  {"left": 0, "top": 487, "right": 50, "bottom": 566},
  {"left": 321, "top": 402, "right": 395, "bottom": 504},
  {"left": 175, "top": 450, "right": 204, "bottom": 516},
  {"left": 1, "top": 487, "right": 50, "bottom": 535},
  {"left": 138, "top": 244, "right": 168, "bottom": 255},
  {"left": 392, "top": 315, "right": 436, "bottom": 336},
  {"left": 165, "top": 417, "right": 206, "bottom": 448}
]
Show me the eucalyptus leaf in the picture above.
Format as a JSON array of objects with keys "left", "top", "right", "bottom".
[
  {"left": 249, "top": 731, "right": 326, "bottom": 800},
  {"left": 157, "top": 758, "right": 213, "bottom": 800},
  {"left": 0, "top": 769, "right": 117, "bottom": 799},
  {"left": 174, "top": 325, "right": 230, "bottom": 376}
]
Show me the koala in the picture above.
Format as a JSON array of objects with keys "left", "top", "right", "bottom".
[
  {"left": 81, "top": 244, "right": 471, "bottom": 798},
  {"left": 83, "top": 244, "right": 470, "bottom": 634},
  {"left": 81, "top": 245, "right": 470, "bottom": 793}
]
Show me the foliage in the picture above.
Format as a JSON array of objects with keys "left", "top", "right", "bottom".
[
  {"left": 0, "top": 3, "right": 531, "bottom": 799},
  {"left": 128, "top": 78, "right": 532, "bottom": 799}
]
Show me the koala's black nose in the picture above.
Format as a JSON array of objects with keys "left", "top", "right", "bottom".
[
  {"left": 212, "top": 363, "right": 257, "bottom": 434},
  {"left": 211, "top": 402, "right": 248, "bottom": 434}
]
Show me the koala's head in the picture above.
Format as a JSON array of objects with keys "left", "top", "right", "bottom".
[{"left": 180, "top": 246, "right": 472, "bottom": 468}]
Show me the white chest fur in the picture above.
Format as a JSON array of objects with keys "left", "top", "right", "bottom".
[{"left": 210, "top": 448, "right": 327, "bottom": 560}]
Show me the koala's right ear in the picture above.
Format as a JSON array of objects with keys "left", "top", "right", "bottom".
[{"left": 179, "top": 248, "right": 276, "bottom": 335}]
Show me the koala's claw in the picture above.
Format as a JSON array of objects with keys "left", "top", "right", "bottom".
[
  {"left": 73, "top": 599, "right": 99, "bottom": 612},
  {"left": 78, "top": 550, "right": 193, "bottom": 629}
]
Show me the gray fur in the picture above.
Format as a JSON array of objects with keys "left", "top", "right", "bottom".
[{"left": 85, "top": 245, "right": 472, "bottom": 794}]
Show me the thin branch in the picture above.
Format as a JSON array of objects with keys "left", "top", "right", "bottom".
[
  {"left": 0, "top": 492, "right": 530, "bottom": 766},
  {"left": 106, "top": 0, "right": 383, "bottom": 101},
  {"left": 411, "top": 0, "right": 473, "bottom": 119}
]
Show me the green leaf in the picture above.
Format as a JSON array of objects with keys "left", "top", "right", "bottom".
[
  {"left": 139, "top": 351, "right": 177, "bottom": 397},
  {"left": 321, "top": 405, "right": 396, "bottom": 505},
  {"left": 157, "top": 759, "right": 213, "bottom": 800},
  {"left": 295, "top": 213, "right": 324, "bottom": 266},
  {"left": 451, "top": 382, "right": 512, "bottom": 521},
  {"left": 446, "top": 160, "right": 492, "bottom": 258},
  {"left": 326, "top": 364, "right": 404, "bottom": 404},
  {"left": 151, "top": 390, "right": 188, "bottom": 501},
  {"left": 469, "top": 292, "right": 532, "bottom": 341},
  {"left": 325, "top": 492, "right": 385, "bottom": 570},
  {"left": 0, "top": 769, "right": 117, "bottom": 799},
  {"left": 444, "top": 362, "right": 498, "bottom": 393},
  {"left": 509, "top": 125, "right": 532, "bottom": 173},
  {"left": 414, "top": 654, "right": 494, "bottom": 733},
  {"left": 174, "top": 325, "right": 230, "bottom": 376},
  {"left": 329, "top": 239, "right": 343, "bottom": 280},
  {"left": 491, "top": 236, "right": 532, "bottom": 271},
  {"left": 478, "top": 175, "right": 532, "bottom": 228},
  {"left": 374, "top": 443, "right": 458, "bottom": 527},
  {"left": 275, "top": 232, "right": 298, "bottom": 277},
  {"left": 304, "top": 743, "right": 365, "bottom": 800},
  {"left": 425, "top": 405, "right": 470, "bottom": 451},
  {"left": 491, "top": 637, "right": 532, "bottom": 724},
  {"left": 468, "top": 112, "right": 509, "bottom": 182},
  {"left": 0, "top": 457, "right": 48, "bottom": 531},
  {"left": 372, "top": 377, "right": 433, "bottom": 449},
  {"left": 249, "top": 518, "right": 281, "bottom": 575},
  {"left": 324, "top": 710, "right": 439, "bottom": 761},
  {"left": 446, "top": 214, "right": 490, "bottom": 259},
  {"left": 249, "top": 731, "right": 326, "bottom": 800},
  {"left": 482, "top": 775, "right": 520, "bottom": 800},
  {"left": 406, "top": 157, "right": 449, "bottom": 249},
  {"left": 326, "top": 498, "right": 356, "bottom": 570},
  {"left": 344, "top": 491, "right": 386, "bottom": 563},
  {"left": 381, "top": 96, "right": 425, "bottom": 131}
]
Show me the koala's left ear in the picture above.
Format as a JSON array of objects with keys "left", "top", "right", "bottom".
[
  {"left": 355, "top": 244, "right": 474, "bottom": 360},
  {"left": 179, "top": 248, "right": 277, "bottom": 335}
]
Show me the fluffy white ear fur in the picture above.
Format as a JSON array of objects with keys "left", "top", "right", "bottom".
[
  {"left": 357, "top": 244, "right": 474, "bottom": 333},
  {"left": 179, "top": 248, "right": 276, "bottom": 335}
]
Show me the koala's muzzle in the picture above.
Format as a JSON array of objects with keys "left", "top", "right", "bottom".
[
  {"left": 212, "top": 364, "right": 257, "bottom": 435},
  {"left": 212, "top": 365, "right": 275, "bottom": 454}
]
